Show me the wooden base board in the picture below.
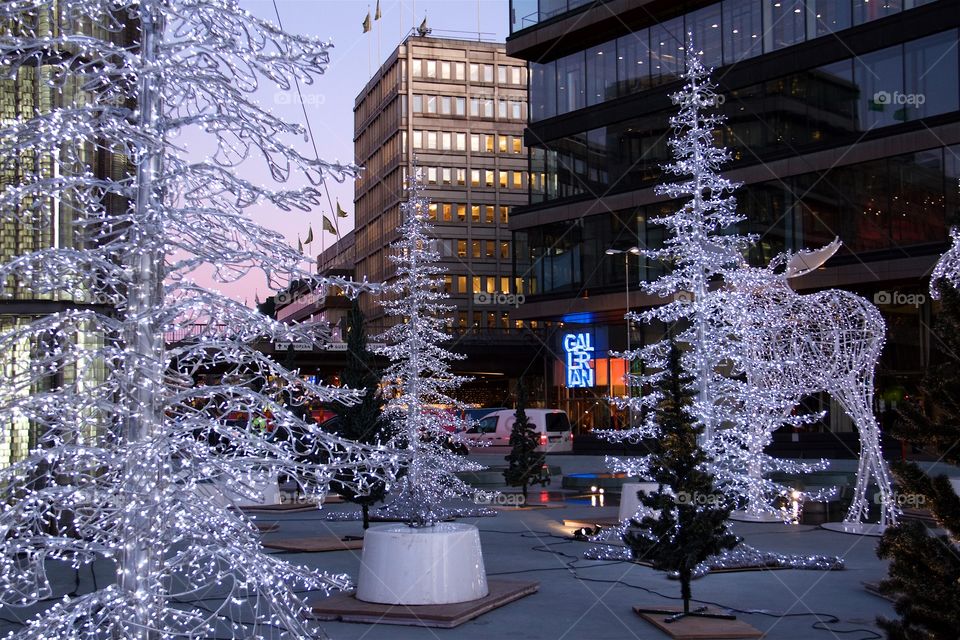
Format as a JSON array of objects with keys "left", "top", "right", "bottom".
[
  {"left": 254, "top": 522, "right": 280, "bottom": 534},
  {"left": 863, "top": 581, "right": 898, "bottom": 603},
  {"left": 493, "top": 503, "right": 565, "bottom": 511},
  {"left": 309, "top": 579, "right": 539, "bottom": 628},
  {"left": 563, "top": 517, "right": 620, "bottom": 530},
  {"left": 635, "top": 605, "right": 762, "bottom": 639},
  {"left": 238, "top": 495, "right": 343, "bottom": 513},
  {"left": 262, "top": 536, "right": 363, "bottom": 553}
]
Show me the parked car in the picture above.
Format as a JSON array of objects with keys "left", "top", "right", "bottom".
[{"left": 464, "top": 409, "right": 574, "bottom": 453}]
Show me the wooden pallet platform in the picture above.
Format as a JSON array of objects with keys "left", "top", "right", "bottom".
[
  {"left": 309, "top": 579, "right": 539, "bottom": 628},
  {"left": 262, "top": 536, "right": 363, "bottom": 553},
  {"left": 635, "top": 605, "right": 762, "bottom": 639}
]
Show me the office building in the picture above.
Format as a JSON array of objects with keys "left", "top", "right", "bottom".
[{"left": 507, "top": 0, "right": 959, "bottom": 435}]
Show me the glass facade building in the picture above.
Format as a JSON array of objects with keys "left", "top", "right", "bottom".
[
  {"left": 507, "top": 0, "right": 960, "bottom": 434},
  {"left": 0, "top": 7, "right": 127, "bottom": 465}
]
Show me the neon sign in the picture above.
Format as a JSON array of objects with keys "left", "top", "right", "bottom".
[{"left": 563, "top": 332, "right": 595, "bottom": 388}]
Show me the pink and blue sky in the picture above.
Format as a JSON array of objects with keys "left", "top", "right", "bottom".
[{"left": 214, "top": 0, "right": 510, "bottom": 304}]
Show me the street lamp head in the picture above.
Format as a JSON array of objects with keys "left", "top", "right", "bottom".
[{"left": 607, "top": 246, "right": 642, "bottom": 256}]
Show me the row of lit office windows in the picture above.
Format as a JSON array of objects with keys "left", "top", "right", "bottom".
[
  {"left": 411, "top": 58, "right": 527, "bottom": 86},
  {"left": 418, "top": 166, "right": 528, "bottom": 189},
  {"left": 410, "top": 93, "right": 527, "bottom": 120},
  {"left": 409, "top": 130, "right": 524, "bottom": 154},
  {"left": 426, "top": 203, "right": 510, "bottom": 225},
  {"left": 435, "top": 239, "right": 511, "bottom": 260},
  {"left": 442, "top": 275, "right": 533, "bottom": 296}
]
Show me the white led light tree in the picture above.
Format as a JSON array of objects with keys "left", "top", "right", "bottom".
[
  {"left": 372, "top": 173, "right": 492, "bottom": 527},
  {"left": 608, "top": 45, "right": 751, "bottom": 449},
  {"left": 931, "top": 227, "right": 960, "bottom": 298},
  {"left": 0, "top": 1, "right": 399, "bottom": 638}
]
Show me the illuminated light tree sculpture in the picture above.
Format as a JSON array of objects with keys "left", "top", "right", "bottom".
[
  {"left": 0, "top": 1, "right": 399, "bottom": 638},
  {"left": 607, "top": 44, "right": 750, "bottom": 452},
  {"left": 930, "top": 227, "right": 960, "bottom": 297},
  {"left": 372, "top": 174, "right": 493, "bottom": 527}
]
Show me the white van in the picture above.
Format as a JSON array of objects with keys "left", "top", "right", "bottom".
[{"left": 465, "top": 409, "right": 574, "bottom": 453}]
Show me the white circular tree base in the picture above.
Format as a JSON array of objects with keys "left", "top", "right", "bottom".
[
  {"left": 618, "top": 482, "right": 661, "bottom": 523},
  {"left": 356, "top": 523, "right": 488, "bottom": 605},
  {"left": 729, "top": 510, "right": 787, "bottom": 523},
  {"left": 820, "top": 522, "right": 886, "bottom": 537}
]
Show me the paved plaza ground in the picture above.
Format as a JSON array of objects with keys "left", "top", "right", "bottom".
[{"left": 3, "top": 454, "right": 957, "bottom": 639}]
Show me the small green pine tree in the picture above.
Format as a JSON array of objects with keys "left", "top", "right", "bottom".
[
  {"left": 503, "top": 379, "right": 549, "bottom": 501},
  {"left": 627, "top": 340, "right": 738, "bottom": 616},
  {"left": 876, "top": 280, "right": 960, "bottom": 639},
  {"left": 330, "top": 298, "right": 388, "bottom": 529}
]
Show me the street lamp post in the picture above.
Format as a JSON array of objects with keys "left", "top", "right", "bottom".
[{"left": 605, "top": 247, "right": 640, "bottom": 429}]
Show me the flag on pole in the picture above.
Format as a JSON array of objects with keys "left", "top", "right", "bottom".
[
  {"left": 336, "top": 199, "right": 349, "bottom": 218},
  {"left": 322, "top": 215, "right": 338, "bottom": 236},
  {"left": 297, "top": 236, "right": 303, "bottom": 254},
  {"left": 304, "top": 224, "right": 314, "bottom": 245},
  {"left": 362, "top": 11, "right": 371, "bottom": 33},
  {"left": 375, "top": 0, "right": 381, "bottom": 20}
]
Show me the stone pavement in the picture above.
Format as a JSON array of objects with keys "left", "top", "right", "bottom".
[{"left": 3, "top": 453, "right": 942, "bottom": 639}]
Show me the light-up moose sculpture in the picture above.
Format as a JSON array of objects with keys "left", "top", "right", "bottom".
[{"left": 725, "top": 240, "right": 897, "bottom": 531}]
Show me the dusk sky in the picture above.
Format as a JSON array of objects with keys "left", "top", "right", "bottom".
[{"left": 214, "top": 0, "right": 511, "bottom": 304}]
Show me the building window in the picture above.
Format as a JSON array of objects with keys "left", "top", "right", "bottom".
[
  {"left": 457, "top": 203, "right": 467, "bottom": 220},
  {"left": 855, "top": 44, "right": 903, "bottom": 130},
  {"left": 499, "top": 135, "right": 508, "bottom": 153},
  {"left": 557, "top": 51, "right": 586, "bottom": 114},
  {"left": 530, "top": 61, "right": 557, "bottom": 121},
  {"left": 426, "top": 167, "right": 438, "bottom": 184},
  {"left": 457, "top": 276, "right": 467, "bottom": 294},
  {"left": 441, "top": 131, "right": 452, "bottom": 150},
  {"left": 412, "top": 59, "right": 422, "bottom": 77},
  {"left": 687, "top": 3, "right": 723, "bottom": 69},
  {"left": 442, "top": 167, "right": 452, "bottom": 184},
  {"left": 765, "top": 0, "right": 806, "bottom": 51},
  {"left": 810, "top": 0, "right": 851, "bottom": 36},
  {"left": 498, "top": 99, "right": 508, "bottom": 119},
  {"left": 723, "top": 0, "right": 762, "bottom": 64},
  {"left": 511, "top": 100, "right": 523, "bottom": 120},
  {"left": 412, "top": 94, "right": 423, "bottom": 113},
  {"left": 426, "top": 131, "right": 437, "bottom": 149},
  {"left": 500, "top": 242, "right": 509, "bottom": 259},
  {"left": 440, "top": 96, "right": 452, "bottom": 115},
  {"left": 440, "top": 61, "right": 451, "bottom": 79},
  {"left": 412, "top": 130, "right": 422, "bottom": 148},
  {"left": 426, "top": 59, "right": 437, "bottom": 78},
  {"left": 649, "top": 17, "right": 684, "bottom": 85},
  {"left": 513, "top": 137, "right": 522, "bottom": 154},
  {"left": 470, "top": 134, "right": 480, "bottom": 152},
  {"left": 455, "top": 96, "right": 466, "bottom": 116},
  {"left": 471, "top": 205, "right": 481, "bottom": 222},
  {"left": 485, "top": 134, "right": 495, "bottom": 152},
  {"left": 500, "top": 206, "right": 509, "bottom": 223},
  {"left": 586, "top": 41, "right": 616, "bottom": 106},
  {"left": 497, "top": 65, "right": 507, "bottom": 84},
  {"left": 456, "top": 132, "right": 466, "bottom": 150},
  {"left": 513, "top": 171, "right": 524, "bottom": 189},
  {"left": 500, "top": 276, "right": 510, "bottom": 293},
  {"left": 457, "top": 240, "right": 467, "bottom": 258},
  {"left": 455, "top": 62, "right": 465, "bottom": 80},
  {"left": 426, "top": 95, "right": 437, "bottom": 114},
  {"left": 905, "top": 30, "right": 959, "bottom": 120},
  {"left": 853, "top": 0, "right": 902, "bottom": 26},
  {"left": 486, "top": 240, "right": 496, "bottom": 258},
  {"left": 469, "top": 97, "right": 480, "bottom": 117},
  {"left": 471, "top": 169, "right": 480, "bottom": 187},
  {"left": 427, "top": 203, "right": 437, "bottom": 220},
  {"left": 485, "top": 205, "right": 495, "bottom": 223},
  {"left": 442, "top": 203, "right": 453, "bottom": 221},
  {"left": 485, "top": 169, "right": 495, "bottom": 187},
  {"left": 499, "top": 170, "right": 508, "bottom": 188},
  {"left": 472, "top": 276, "right": 482, "bottom": 293},
  {"left": 443, "top": 275, "right": 453, "bottom": 293}
]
